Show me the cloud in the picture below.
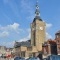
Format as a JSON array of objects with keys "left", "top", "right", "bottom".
[
  {"left": 0, "top": 23, "right": 21, "bottom": 38},
  {"left": 46, "top": 23, "right": 52, "bottom": 29},
  {"left": 1, "top": 28, "right": 31, "bottom": 47},
  {"left": 18, "top": 28, "right": 31, "bottom": 42},
  {"left": 2, "top": 41, "right": 15, "bottom": 48},
  {"left": 0, "top": 31, "right": 9, "bottom": 37},
  {"left": 0, "top": 23, "right": 20, "bottom": 32},
  {"left": 7, "top": 23, "right": 20, "bottom": 33},
  {"left": 46, "top": 32, "right": 52, "bottom": 40},
  {"left": 46, "top": 23, "right": 53, "bottom": 40},
  {"left": 19, "top": 33, "right": 30, "bottom": 42}
]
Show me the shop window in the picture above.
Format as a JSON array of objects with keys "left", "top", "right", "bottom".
[{"left": 29, "top": 53, "right": 32, "bottom": 57}]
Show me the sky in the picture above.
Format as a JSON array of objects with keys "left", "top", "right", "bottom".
[{"left": 0, "top": 0, "right": 60, "bottom": 47}]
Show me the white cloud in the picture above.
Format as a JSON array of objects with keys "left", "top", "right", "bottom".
[
  {"left": 46, "top": 32, "right": 52, "bottom": 40},
  {"left": 46, "top": 23, "right": 52, "bottom": 29},
  {"left": 1, "top": 31, "right": 30, "bottom": 47},
  {"left": 7, "top": 23, "right": 20, "bottom": 33},
  {"left": 18, "top": 33, "right": 30, "bottom": 42},
  {"left": 45, "top": 23, "right": 53, "bottom": 40},
  {"left": 2, "top": 41, "right": 15, "bottom": 48},
  {"left": 0, "top": 31, "right": 9, "bottom": 37},
  {"left": 18, "top": 28, "right": 31, "bottom": 42},
  {"left": 0, "top": 23, "right": 20, "bottom": 32},
  {"left": 0, "top": 23, "right": 22, "bottom": 38}
]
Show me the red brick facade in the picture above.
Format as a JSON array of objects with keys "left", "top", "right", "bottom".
[
  {"left": 43, "top": 30, "right": 60, "bottom": 56},
  {"left": 55, "top": 30, "right": 60, "bottom": 55}
]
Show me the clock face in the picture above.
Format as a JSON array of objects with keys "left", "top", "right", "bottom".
[
  {"left": 40, "top": 27, "right": 43, "bottom": 30},
  {"left": 32, "top": 27, "right": 43, "bottom": 30}
]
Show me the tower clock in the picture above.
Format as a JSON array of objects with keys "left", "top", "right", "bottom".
[{"left": 31, "top": 1, "right": 46, "bottom": 51}]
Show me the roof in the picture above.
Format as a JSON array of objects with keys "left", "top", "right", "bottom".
[
  {"left": 14, "top": 40, "right": 31, "bottom": 48},
  {"left": 33, "top": 16, "right": 42, "bottom": 22},
  {"left": 47, "top": 40, "right": 56, "bottom": 44},
  {"left": 55, "top": 30, "right": 60, "bottom": 35}
]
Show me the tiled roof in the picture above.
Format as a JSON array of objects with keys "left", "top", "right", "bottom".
[{"left": 14, "top": 40, "right": 31, "bottom": 48}]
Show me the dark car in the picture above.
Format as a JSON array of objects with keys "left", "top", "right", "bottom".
[
  {"left": 14, "top": 56, "right": 25, "bottom": 60},
  {"left": 26, "top": 57, "right": 40, "bottom": 60}
]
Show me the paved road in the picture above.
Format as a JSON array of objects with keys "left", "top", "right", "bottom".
[{"left": 0, "top": 58, "right": 14, "bottom": 60}]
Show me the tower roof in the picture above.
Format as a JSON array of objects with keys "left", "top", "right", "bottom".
[
  {"left": 55, "top": 30, "right": 60, "bottom": 35},
  {"left": 33, "top": 0, "right": 42, "bottom": 22}
]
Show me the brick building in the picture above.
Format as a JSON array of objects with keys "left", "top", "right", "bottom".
[
  {"left": 43, "top": 30, "right": 60, "bottom": 58},
  {"left": 55, "top": 30, "right": 60, "bottom": 55}
]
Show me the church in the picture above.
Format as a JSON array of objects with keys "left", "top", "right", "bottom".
[{"left": 14, "top": 1, "right": 46, "bottom": 59}]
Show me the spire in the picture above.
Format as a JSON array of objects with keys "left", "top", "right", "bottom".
[
  {"left": 35, "top": 0, "right": 40, "bottom": 18},
  {"left": 33, "top": 0, "right": 42, "bottom": 22}
]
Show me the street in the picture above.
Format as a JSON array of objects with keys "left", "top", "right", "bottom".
[{"left": 0, "top": 58, "right": 14, "bottom": 60}]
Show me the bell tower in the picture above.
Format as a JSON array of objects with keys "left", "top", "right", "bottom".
[{"left": 31, "top": 0, "right": 46, "bottom": 51}]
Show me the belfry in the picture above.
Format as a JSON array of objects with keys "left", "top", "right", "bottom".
[{"left": 31, "top": 0, "right": 46, "bottom": 51}]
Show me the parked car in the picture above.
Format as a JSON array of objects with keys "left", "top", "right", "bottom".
[
  {"left": 26, "top": 57, "right": 40, "bottom": 60},
  {"left": 47, "top": 55, "right": 60, "bottom": 60},
  {"left": 43, "top": 58, "right": 47, "bottom": 60},
  {"left": 14, "top": 56, "right": 25, "bottom": 60}
]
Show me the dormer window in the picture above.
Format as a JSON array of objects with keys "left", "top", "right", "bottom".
[
  {"left": 56, "top": 35, "right": 60, "bottom": 38},
  {"left": 57, "top": 35, "right": 59, "bottom": 38}
]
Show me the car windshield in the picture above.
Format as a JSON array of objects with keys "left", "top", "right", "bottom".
[
  {"left": 14, "top": 57, "right": 25, "bottom": 60},
  {"left": 29, "top": 57, "right": 40, "bottom": 60}
]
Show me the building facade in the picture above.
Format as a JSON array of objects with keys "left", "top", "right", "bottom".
[
  {"left": 42, "top": 30, "right": 60, "bottom": 58},
  {"left": 0, "top": 46, "right": 13, "bottom": 58},
  {"left": 55, "top": 30, "right": 60, "bottom": 55}
]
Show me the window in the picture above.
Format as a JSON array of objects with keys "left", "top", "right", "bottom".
[
  {"left": 33, "top": 31, "right": 36, "bottom": 46},
  {"left": 56, "top": 35, "right": 60, "bottom": 38},
  {"left": 29, "top": 53, "right": 32, "bottom": 57},
  {"left": 21, "top": 51, "right": 25, "bottom": 57},
  {"left": 33, "top": 53, "right": 35, "bottom": 57},
  {"left": 58, "top": 40, "right": 59, "bottom": 43},
  {"left": 57, "top": 40, "right": 60, "bottom": 44},
  {"left": 43, "top": 48, "right": 47, "bottom": 55},
  {"left": 27, "top": 47, "right": 32, "bottom": 51},
  {"left": 57, "top": 35, "right": 58, "bottom": 38},
  {"left": 58, "top": 47, "right": 60, "bottom": 51}
]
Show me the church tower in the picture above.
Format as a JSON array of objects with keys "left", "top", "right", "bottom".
[{"left": 31, "top": 1, "right": 46, "bottom": 51}]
